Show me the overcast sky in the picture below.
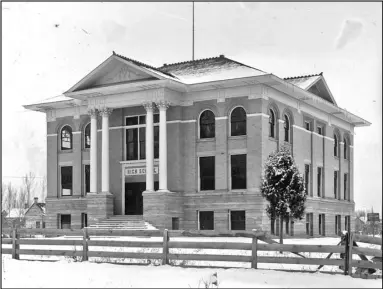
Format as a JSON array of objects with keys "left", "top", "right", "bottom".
[{"left": 2, "top": 2, "right": 382, "bottom": 214}]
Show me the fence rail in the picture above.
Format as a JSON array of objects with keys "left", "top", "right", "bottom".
[{"left": 1, "top": 228, "right": 382, "bottom": 276}]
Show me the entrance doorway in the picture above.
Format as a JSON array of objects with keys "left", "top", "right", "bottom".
[{"left": 125, "top": 182, "right": 159, "bottom": 215}]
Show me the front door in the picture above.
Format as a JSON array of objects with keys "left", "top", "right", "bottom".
[{"left": 125, "top": 182, "right": 159, "bottom": 215}]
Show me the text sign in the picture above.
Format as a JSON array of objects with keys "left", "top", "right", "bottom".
[
  {"left": 125, "top": 167, "right": 159, "bottom": 176},
  {"left": 367, "top": 213, "right": 380, "bottom": 222}
]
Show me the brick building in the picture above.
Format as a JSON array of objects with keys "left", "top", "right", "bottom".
[{"left": 24, "top": 52, "right": 370, "bottom": 236}]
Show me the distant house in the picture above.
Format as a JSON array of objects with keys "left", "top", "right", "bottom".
[
  {"left": 355, "top": 216, "right": 367, "bottom": 233},
  {"left": 3, "top": 208, "right": 27, "bottom": 230},
  {"left": 24, "top": 197, "right": 46, "bottom": 229}
]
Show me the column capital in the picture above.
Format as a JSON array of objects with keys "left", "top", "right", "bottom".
[
  {"left": 156, "top": 100, "right": 171, "bottom": 111},
  {"left": 143, "top": 101, "right": 155, "bottom": 112},
  {"left": 88, "top": 108, "right": 98, "bottom": 118},
  {"left": 99, "top": 107, "right": 113, "bottom": 117}
]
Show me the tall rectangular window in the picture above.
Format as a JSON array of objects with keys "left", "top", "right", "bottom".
[
  {"left": 199, "top": 156, "right": 215, "bottom": 191},
  {"left": 61, "top": 166, "right": 73, "bottom": 196},
  {"left": 305, "top": 121, "right": 311, "bottom": 131},
  {"left": 335, "top": 215, "right": 341, "bottom": 236},
  {"left": 344, "top": 173, "right": 348, "bottom": 200},
  {"left": 230, "top": 211, "right": 246, "bottom": 230},
  {"left": 306, "top": 213, "right": 313, "bottom": 236},
  {"left": 305, "top": 164, "right": 310, "bottom": 195},
  {"left": 172, "top": 217, "right": 179, "bottom": 230},
  {"left": 36, "top": 221, "right": 40, "bottom": 229},
  {"left": 317, "top": 167, "right": 322, "bottom": 197},
  {"left": 199, "top": 211, "right": 214, "bottom": 230},
  {"left": 85, "top": 165, "right": 90, "bottom": 194},
  {"left": 231, "top": 154, "right": 246, "bottom": 189},
  {"left": 60, "top": 214, "right": 71, "bottom": 229},
  {"left": 345, "top": 215, "right": 351, "bottom": 232},
  {"left": 334, "top": 171, "right": 338, "bottom": 199},
  {"left": 319, "top": 214, "right": 326, "bottom": 236},
  {"left": 317, "top": 126, "right": 323, "bottom": 135},
  {"left": 125, "top": 114, "right": 159, "bottom": 161},
  {"left": 81, "top": 213, "right": 88, "bottom": 229}
]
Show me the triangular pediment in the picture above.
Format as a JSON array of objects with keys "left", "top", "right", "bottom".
[
  {"left": 307, "top": 77, "right": 337, "bottom": 105},
  {"left": 66, "top": 55, "right": 163, "bottom": 93}
]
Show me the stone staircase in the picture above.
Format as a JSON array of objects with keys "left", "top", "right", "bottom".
[{"left": 87, "top": 215, "right": 157, "bottom": 230}]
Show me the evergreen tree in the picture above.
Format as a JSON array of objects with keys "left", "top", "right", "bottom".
[{"left": 261, "top": 145, "right": 307, "bottom": 244}]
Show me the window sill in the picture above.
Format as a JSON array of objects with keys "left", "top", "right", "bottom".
[
  {"left": 268, "top": 137, "right": 278, "bottom": 142},
  {"left": 230, "top": 189, "right": 247, "bottom": 193},
  {"left": 198, "top": 190, "right": 216, "bottom": 193},
  {"left": 197, "top": 138, "right": 215, "bottom": 142},
  {"left": 82, "top": 148, "right": 90, "bottom": 152},
  {"left": 228, "top": 135, "right": 247, "bottom": 140},
  {"left": 60, "top": 149, "right": 73, "bottom": 154}
]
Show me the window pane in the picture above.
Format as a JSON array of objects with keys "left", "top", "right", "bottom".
[
  {"left": 305, "top": 164, "right": 310, "bottom": 195},
  {"left": 154, "top": 126, "right": 159, "bottom": 159},
  {"left": 139, "top": 127, "right": 146, "bottom": 160},
  {"left": 126, "top": 116, "right": 138, "bottom": 126},
  {"left": 85, "top": 165, "right": 90, "bottom": 193},
  {"left": 231, "top": 108, "right": 246, "bottom": 136},
  {"left": 139, "top": 115, "right": 146, "bottom": 125},
  {"left": 199, "top": 211, "right": 214, "bottom": 230},
  {"left": 231, "top": 211, "right": 245, "bottom": 230},
  {"left": 126, "top": 128, "right": 138, "bottom": 160},
  {"left": 200, "top": 156, "right": 215, "bottom": 191},
  {"left": 154, "top": 114, "right": 160, "bottom": 124},
  {"left": 231, "top": 154, "right": 246, "bottom": 189},
  {"left": 61, "top": 166, "right": 72, "bottom": 196},
  {"left": 61, "top": 126, "right": 72, "bottom": 150},
  {"left": 200, "top": 110, "right": 215, "bottom": 139},
  {"left": 85, "top": 124, "right": 91, "bottom": 148}
]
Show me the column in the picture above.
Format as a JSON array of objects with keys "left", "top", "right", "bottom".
[
  {"left": 143, "top": 102, "right": 155, "bottom": 191},
  {"left": 101, "top": 107, "right": 113, "bottom": 193},
  {"left": 89, "top": 108, "right": 98, "bottom": 193},
  {"left": 156, "top": 100, "right": 170, "bottom": 191}
]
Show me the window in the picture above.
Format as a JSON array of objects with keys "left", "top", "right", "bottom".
[
  {"left": 231, "top": 211, "right": 245, "bottom": 230},
  {"left": 334, "top": 171, "right": 338, "bottom": 199},
  {"left": 305, "top": 164, "right": 310, "bottom": 195},
  {"left": 317, "top": 126, "right": 323, "bottom": 135},
  {"left": 231, "top": 107, "right": 246, "bottom": 136},
  {"left": 42, "top": 222, "right": 46, "bottom": 229},
  {"left": 335, "top": 215, "right": 341, "bottom": 236},
  {"left": 345, "top": 215, "right": 351, "bottom": 232},
  {"left": 60, "top": 214, "right": 71, "bottom": 229},
  {"left": 172, "top": 217, "right": 179, "bottom": 230},
  {"left": 305, "top": 121, "right": 311, "bottom": 131},
  {"left": 199, "top": 156, "right": 215, "bottom": 191},
  {"left": 269, "top": 109, "right": 276, "bottom": 138},
  {"left": 84, "top": 123, "right": 91, "bottom": 149},
  {"left": 344, "top": 173, "right": 348, "bottom": 200},
  {"left": 85, "top": 165, "right": 90, "bottom": 194},
  {"left": 334, "top": 134, "right": 338, "bottom": 157},
  {"left": 344, "top": 138, "right": 348, "bottom": 159},
  {"left": 61, "top": 125, "right": 73, "bottom": 150},
  {"left": 200, "top": 110, "right": 215, "bottom": 138},
  {"left": 317, "top": 167, "right": 322, "bottom": 197},
  {"left": 36, "top": 221, "right": 40, "bottom": 228},
  {"left": 199, "top": 211, "right": 214, "bottom": 230},
  {"left": 61, "top": 166, "right": 73, "bottom": 196},
  {"left": 125, "top": 114, "right": 159, "bottom": 161},
  {"left": 81, "top": 213, "right": 88, "bottom": 229},
  {"left": 284, "top": 115, "right": 290, "bottom": 142},
  {"left": 306, "top": 213, "right": 313, "bottom": 236},
  {"left": 231, "top": 154, "right": 246, "bottom": 189},
  {"left": 319, "top": 214, "right": 326, "bottom": 236}
]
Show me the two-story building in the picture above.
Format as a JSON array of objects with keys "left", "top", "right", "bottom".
[{"left": 24, "top": 52, "right": 370, "bottom": 236}]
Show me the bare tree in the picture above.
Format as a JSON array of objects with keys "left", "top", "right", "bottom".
[
  {"left": 39, "top": 175, "right": 47, "bottom": 203},
  {"left": 22, "top": 172, "right": 36, "bottom": 208},
  {"left": 16, "top": 188, "right": 28, "bottom": 219},
  {"left": 2, "top": 182, "right": 7, "bottom": 208},
  {"left": 4, "top": 182, "right": 17, "bottom": 216}
]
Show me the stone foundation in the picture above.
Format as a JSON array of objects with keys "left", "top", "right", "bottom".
[{"left": 86, "top": 193, "right": 114, "bottom": 225}]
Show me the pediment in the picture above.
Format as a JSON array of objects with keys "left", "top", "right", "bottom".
[
  {"left": 307, "top": 78, "right": 337, "bottom": 105},
  {"left": 67, "top": 55, "right": 161, "bottom": 93}
]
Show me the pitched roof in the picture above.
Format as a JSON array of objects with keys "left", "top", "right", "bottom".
[
  {"left": 283, "top": 73, "right": 323, "bottom": 90},
  {"left": 157, "top": 55, "right": 267, "bottom": 84},
  {"left": 24, "top": 202, "right": 46, "bottom": 216}
]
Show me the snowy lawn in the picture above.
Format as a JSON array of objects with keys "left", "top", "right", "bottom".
[{"left": 2, "top": 255, "right": 381, "bottom": 288}]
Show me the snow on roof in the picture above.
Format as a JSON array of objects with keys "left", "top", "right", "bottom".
[
  {"left": 283, "top": 74, "right": 322, "bottom": 90},
  {"left": 157, "top": 55, "right": 267, "bottom": 84}
]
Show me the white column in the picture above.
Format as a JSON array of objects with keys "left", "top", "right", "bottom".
[
  {"left": 101, "top": 107, "right": 113, "bottom": 193},
  {"left": 89, "top": 108, "right": 98, "bottom": 193},
  {"left": 156, "top": 100, "right": 170, "bottom": 191},
  {"left": 143, "top": 102, "right": 155, "bottom": 192}
]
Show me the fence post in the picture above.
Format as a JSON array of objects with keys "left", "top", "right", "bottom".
[
  {"left": 82, "top": 227, "right": 89, "bottom": 262},
  {"left": 343, "top": 232, "right": 349, "bottom": 275},
  {"left": 162, "top": 229, "right": 169, "bottom": 265},
  {"left": 11, "top": 228, "right": 19, "bottom": 260},
  {"left": 251, "top": 230, "right": 258, "bottom": 269},
  {"left": 348, "top": 232, "right": 354, "bottom": 276}
]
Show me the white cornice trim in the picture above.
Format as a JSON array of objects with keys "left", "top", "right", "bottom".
[
  {"left": 247, "top": 113, "right": 269, "bottom": 118},
  {"left": 47, "top": 134, "right": 58, "bottom": 137},
  {"left": 215, "top": 116, "right": 228, "bottom": 120},
  {"left": 324, "top": 136, "right": 334, "bottom": 142},
  {"left": 292, "top": 124, "right": 310, "bottom": 133},
  {"left": 72, "top": 131, "right": 81, "bottom": 135},
  {"left": 312, "top": 132, "right": 323, "bottom": 138}
]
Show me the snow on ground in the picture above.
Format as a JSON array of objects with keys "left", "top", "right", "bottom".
[{"left": 2, "top": 256, "right": 381, "bottom": 288}]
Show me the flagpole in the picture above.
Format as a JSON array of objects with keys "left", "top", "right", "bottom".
[{"left": 192, "top": 2, "right": 195, "bottom": 60}]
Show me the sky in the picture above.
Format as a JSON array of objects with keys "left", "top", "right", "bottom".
[{"left": 2, "top": 2, "right": 382, "bottom": 215}]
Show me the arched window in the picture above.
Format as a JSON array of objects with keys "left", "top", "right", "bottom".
[
  {"left": 200, "top": 110, "right": 215, "bottom": 139},
  {"left": 61, "top": 125, "right": 73, "bottom": 150},
  {"left": 230, "top": 107, "right": 246, "bottom": 136},
  {"left": 84, "top": 123, "right": 91, "bottom": 149},
  {"left": 334, "top": 134, "right": 338, "bottom": 157},
  {"left": 269, "top": 109, "right": 275, "bottom": 138},
  {"left": 344, "top": 137, "right": 348, "bottom": 159},
  {"left": 284, "top": 114, "right": 290, "bottom": 142}
]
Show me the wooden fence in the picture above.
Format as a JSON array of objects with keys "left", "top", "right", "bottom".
[{"left": 1, "top": 228, "right": 382, "bottom": 276}]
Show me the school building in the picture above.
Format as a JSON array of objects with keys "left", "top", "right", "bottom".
[{"left": 24, "top": 52, "right": 371, "bottom": 236}]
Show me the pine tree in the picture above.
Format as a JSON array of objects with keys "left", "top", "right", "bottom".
[{"left": 261, "top": 145, "right": 307, "bottom": 244}]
